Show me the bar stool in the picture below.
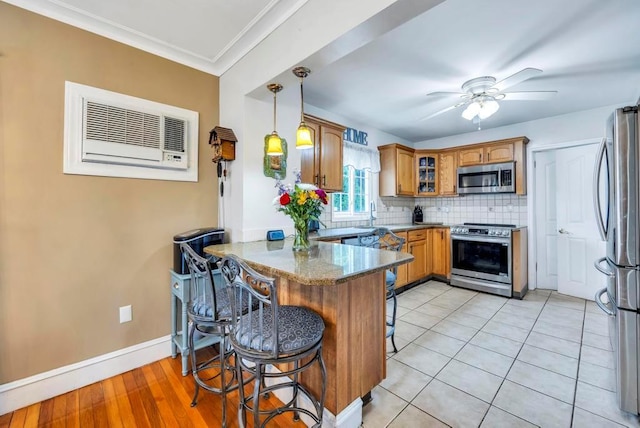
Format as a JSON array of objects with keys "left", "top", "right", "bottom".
[
  {"left": 220, "top": 255, "right": 327, "bottom": 428},
  {"left": 356, "top": 227, "right": 405, "bottom": 353},
  {"left": 180, "top": 243, "right": 241, "bottom": 428}
]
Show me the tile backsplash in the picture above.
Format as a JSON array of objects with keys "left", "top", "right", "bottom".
[{"left": 319, "top": 194, "right": 528, "bottom": 229}]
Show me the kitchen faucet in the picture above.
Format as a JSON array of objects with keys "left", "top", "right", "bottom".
[{"left": 369, "top": 201, "right": 377, "bottom": 226}]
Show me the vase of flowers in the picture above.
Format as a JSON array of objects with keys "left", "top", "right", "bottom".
[{"left": 274, "top": 171, "right": 328, "bottom": 252}]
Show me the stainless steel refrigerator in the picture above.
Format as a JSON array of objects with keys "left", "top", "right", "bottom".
[{"left": 593, "top": 104, "right": 640, "bottom": 414}]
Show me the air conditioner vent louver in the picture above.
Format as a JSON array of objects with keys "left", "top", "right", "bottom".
[
  {"left": 85, "top": 101, "right": 161, "bottom": 149},
  {"left": 164, "top": 117, "right": 185, "bottom": 152}
]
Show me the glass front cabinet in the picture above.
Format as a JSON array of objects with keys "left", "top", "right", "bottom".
[{"left": 415, "top": 151, "right": 438, "bottom": 196}]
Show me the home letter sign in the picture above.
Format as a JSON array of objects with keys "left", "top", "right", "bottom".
[{"left": 343, "top": 127, "right": 368, "bottom": 146}]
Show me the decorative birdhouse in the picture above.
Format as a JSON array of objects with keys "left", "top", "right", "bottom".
[{"left": 209, "top": 126, "right": 237, "bottom": 163}]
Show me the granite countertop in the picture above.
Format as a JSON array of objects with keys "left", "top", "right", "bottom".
[
  {"left": 312, "top": 223, "right": 449, "bottom": 241},
  {"left": 204, "top": 239, "right": 414, "bottom": 286}
]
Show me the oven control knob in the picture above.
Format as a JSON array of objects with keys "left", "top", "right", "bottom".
[
  {"left": 489, "top": 230, "right": 495, "bottom": 235},
  {"left": 503, "top": 230, "right": 510, "bottom": 237},
  {"left": 463, "top": 228, "right": 468, "bottom": 234}
]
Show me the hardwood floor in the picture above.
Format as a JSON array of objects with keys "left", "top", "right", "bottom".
[{"left": 0, "top": 352, "right": 307, "bottom": 427}]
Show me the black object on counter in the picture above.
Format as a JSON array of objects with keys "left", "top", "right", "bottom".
[
  {"left": 413, "top": 206, "right": 423, "bottom": 223},
  {"left": 173, "top": 227, "right": 225, "bottom": 274}
]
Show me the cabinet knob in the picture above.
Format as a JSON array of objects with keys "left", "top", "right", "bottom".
[
  {"left": 314, "top": 174, "right": 319, "bottom": 186},
  {"left": 322, "top": 175, "right": 326, "bottom": 186},
  {"left": 173, "top": 282, "right": 179, "bottom": 290},
  {"left": 487, "top": 153, "right": 490, "bottom": 161}
]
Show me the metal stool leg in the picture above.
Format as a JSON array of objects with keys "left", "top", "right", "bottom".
[
  {"left": 189, "top": 322, "right": 200, "bottom": 407},
  {"left": 292, "top": 360, "right": 300, "bottom": 422},
  {"left": 235, "top": 356, "right": 247, "bottom": 428},
  {"left": 387, "top": 287, "right": 398, "bottom": 353},
  {"left": 220, "top": 335, "right": 228, "bottom": 428},
  {"left": 253, "top": 363, "right": 262, "bottom": 428}
]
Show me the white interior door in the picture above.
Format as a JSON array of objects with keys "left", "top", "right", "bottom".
[
  {"left": 534, "top": 151, "right": 558, "bottom": 290},
  {"left": 555, "top": 143, "right": 606, "bottom": 300}
]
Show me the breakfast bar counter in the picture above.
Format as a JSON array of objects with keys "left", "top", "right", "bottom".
[{"left": 205, "top": 239, "right": 413, "bottom": 424}]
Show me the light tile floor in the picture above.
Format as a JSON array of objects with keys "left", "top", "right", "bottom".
[{"left": 363, "top": 280, "right": 640, "bottom": 428}]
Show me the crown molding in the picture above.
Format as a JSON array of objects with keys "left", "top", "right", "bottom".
[{"left": 2, "top": 0, "right": 310, "bottom": 76}]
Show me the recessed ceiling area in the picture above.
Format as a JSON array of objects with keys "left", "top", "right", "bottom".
[{"left": 7, "top": 0, "right": 640, "bottom": 142}]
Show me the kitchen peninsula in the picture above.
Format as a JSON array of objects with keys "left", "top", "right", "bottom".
[{"left": 204, "top": 239, "right": 413, "bottom": 425}]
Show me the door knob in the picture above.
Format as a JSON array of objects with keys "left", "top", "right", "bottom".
[{"left": 558, "top": 228, "right": 570, "bottom": 235}]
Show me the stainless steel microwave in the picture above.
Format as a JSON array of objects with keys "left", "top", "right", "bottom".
[{"left": 457, "top": 161, "right": 515, "bottom": 194}]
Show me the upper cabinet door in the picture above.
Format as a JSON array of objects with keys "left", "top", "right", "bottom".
[
  {"left": 397, "top": 147, "right": 415, "bottom": 196},
  {"left": 485, "top": 142, "right": 514, "bottom": 164},
  {"left": 458, "top": 147, "right": 485, "bottom": 166},
  {"left": 415, "top": 152, "right": 438, "bottom": 196},
  {"left": 300, "top": 120, "right": 320, "bottom": 186},
  {"left": 439, "top": 151, "right": 458, "bottom": 196},
  {"left": 301, "top": 115, "right": 345, "bottom": 192},
  {"left": 320, "top": 125, "right": 344, "bottom": 192}
]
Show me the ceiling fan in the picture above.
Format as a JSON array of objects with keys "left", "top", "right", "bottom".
[{"left": 421, "top": 68, "right": 557, "bottom": 125}]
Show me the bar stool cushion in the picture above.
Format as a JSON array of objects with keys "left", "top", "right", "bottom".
[
  {"left": 191, "top": 289, "right": 252, "bottom": 319},
  {"left": 236, "top": 305, "right": 324, "bottom": 354}
]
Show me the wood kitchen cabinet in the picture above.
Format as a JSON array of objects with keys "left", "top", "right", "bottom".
[
  {"left": 415, "top": 151, "right": 438, "bottom": 196},
  {"left": 431, "top": 227, "right": 450, "bottom": 278},
  {"left": 300, "top": 114, "right": 346, "bottom": 192},
  {"left": 407, "top": 229, "right": 428, "bottom": 282},
  {"left": 438, "top": 150, "right": 458, "bottom": 196},
  {"left": 458, "top": 146, "right": 486, "bottom": 167},
  {"left": 457, "top": 137, "right": 527, "bottom": 166},
  {"left": 395, "top": 231, "right": 409, "bottom": 287},
  {"left": 379, "top": 144, "right": 415, "bottom": 196},
  {"left": 457, "top": 140, "right": 516, "bottom": 166}
]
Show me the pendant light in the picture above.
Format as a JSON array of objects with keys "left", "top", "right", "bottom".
[
  {"left": 292, "top": 66, "right": 313, "bottom": 149},
  {"left": 266, "top": 83, "right": 284, "bottom": 156}
]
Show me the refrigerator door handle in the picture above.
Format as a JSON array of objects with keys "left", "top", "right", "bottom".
[
  {"left": 593, "top": 137, "right": 608, "bottom": 241},
  {"left": 594, "top": 256, "right": 615, "bottom": 277},
  {"left": 594, "top": 287, "right": 615, "bottom": 316}
]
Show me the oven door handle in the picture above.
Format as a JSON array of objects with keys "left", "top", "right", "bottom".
[
  {"left": 594, "top": 256, "right": 615, "bottom": 277},
  {"left": 594, "top": 287, "right": 615, "bottom": 316}
]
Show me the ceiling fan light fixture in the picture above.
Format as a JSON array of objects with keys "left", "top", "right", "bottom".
[
  {"left": 461, "top": 101, "right": 481, "bottom": 120},
  {"left": 478, "top": 98, "right": 499, "bottom": 119}
]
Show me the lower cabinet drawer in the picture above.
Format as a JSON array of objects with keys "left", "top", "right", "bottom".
[{"left": 408, "top": 229, "right": 428, "bottom": 242}]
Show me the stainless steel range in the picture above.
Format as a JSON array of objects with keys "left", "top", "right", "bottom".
[{"left": 450, "top": 223, "right": 516, "bottom": 297}]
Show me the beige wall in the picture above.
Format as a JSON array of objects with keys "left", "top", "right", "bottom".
[{"left": 0, "top": 3, "right": 219, "bottom": 383}]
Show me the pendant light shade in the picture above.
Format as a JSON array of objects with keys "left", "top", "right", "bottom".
[
  {"left": 266, "top": 83, "right": 283, "bottom": 156},
  {"left": 292, "top": 67, "right": 313, "bottom": 149}
]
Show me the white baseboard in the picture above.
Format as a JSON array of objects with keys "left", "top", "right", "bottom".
[{"left": 0, "top": 335, "right": 172, "bottom": 415}]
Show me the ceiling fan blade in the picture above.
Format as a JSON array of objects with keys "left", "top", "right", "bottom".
[
  {"left": 419, "top": 102, "right": 466, "bottom": 121},
  {"left": 426, "top": 91, "right": 465, "bottom": 97},
  {"left": 492, "top": 68, "right": 543, "bottom": 92},
  {"left": 500, "top": 91, "right": 558, "bottom": 101}
]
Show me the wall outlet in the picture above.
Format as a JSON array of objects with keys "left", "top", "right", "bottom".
[{"left": 119, "top": 305, "right": 132, "bottom": 323}]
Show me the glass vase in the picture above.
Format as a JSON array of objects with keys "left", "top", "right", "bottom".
[{"left": 292, "top": 219, "right": 310, "bottom": 252}]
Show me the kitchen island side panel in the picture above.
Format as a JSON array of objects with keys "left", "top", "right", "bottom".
[{"left": 277, "top": 271, "right": 386, "bottom": 415}]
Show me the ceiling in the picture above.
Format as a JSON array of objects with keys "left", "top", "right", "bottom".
[{"left": 9, "top": 0, "right": 640, "bottom": 142}]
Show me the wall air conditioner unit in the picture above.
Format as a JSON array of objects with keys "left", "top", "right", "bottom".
[
  {"left": 83, "top": 101, "right": 188, "bottom": 170},
  {"left": 64, "top": 81, "right": 198, "bottom": 182}
]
